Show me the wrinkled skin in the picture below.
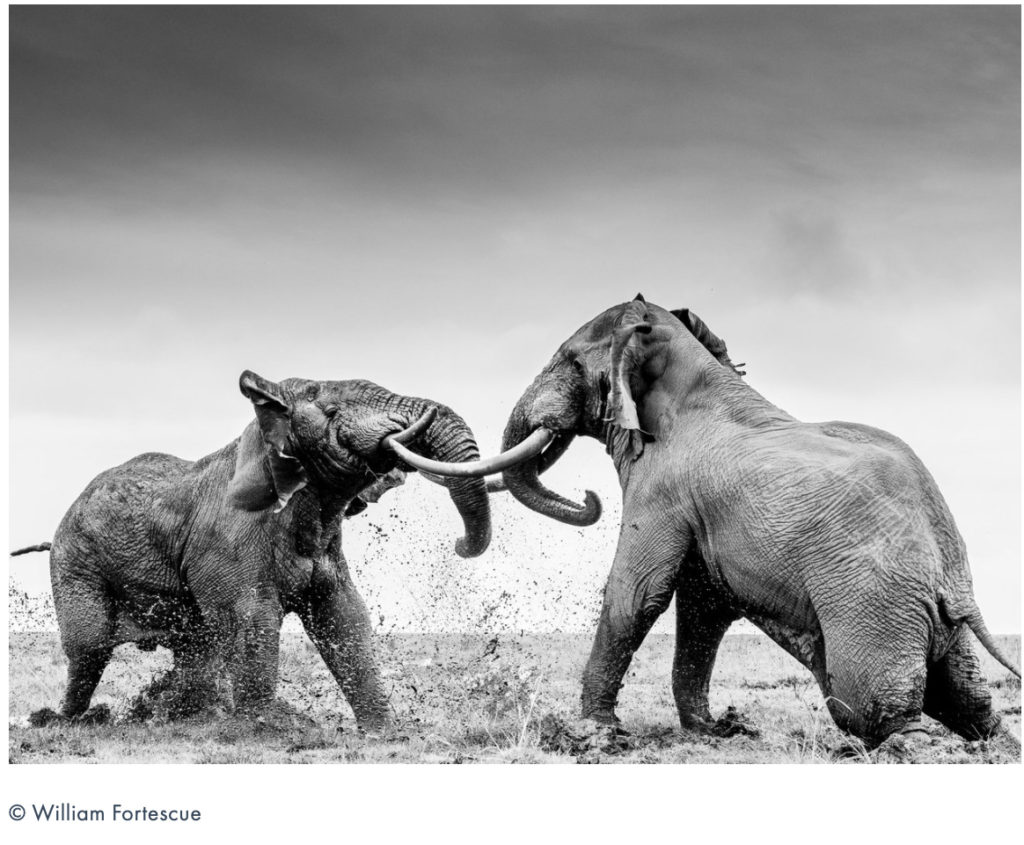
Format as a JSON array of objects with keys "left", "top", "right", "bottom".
[
  {"left": 501, "top": 297, "right": 1018, "bottom": 749},
  {"left": 41, "top": 372, "right": 490, "bottom": 729}
]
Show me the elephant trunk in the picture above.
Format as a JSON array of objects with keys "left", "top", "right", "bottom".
[
  {"left": 394, "top": 396, "right": 492, "bottom": 558},
  {"left": 500, "top": 387, "right": 601, "bottom": 526}
]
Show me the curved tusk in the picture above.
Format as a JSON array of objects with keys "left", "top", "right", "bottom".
[
  {"left": 420, "top": 470, "right": 508, "bottom": 493},
  {"left": 389, "top": 406, "right": 437, "bottom": 444},
  {"left": 387, "top": 427, "right": 555, "bottom": 478}
]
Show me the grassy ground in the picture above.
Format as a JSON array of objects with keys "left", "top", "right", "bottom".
[{"left": 9, "top": 630, "right": 1020, "bottom": 763}]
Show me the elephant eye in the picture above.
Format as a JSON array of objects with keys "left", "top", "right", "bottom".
[
  {"left": 323, "top": 404, "right": 339, "bottom": 417},
  {"left": 571, "top": 358, "right": 585, "bottom": 374}
]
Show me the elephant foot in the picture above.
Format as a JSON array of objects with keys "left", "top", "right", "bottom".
[
  {"left": 74, "top": 703, "right": 112, "bottom": 726},
  {"left": 579, "top": 704, "right": 621, "bottom": 726},
  {"left": 872, "top": 728, "right": 934, "bottom": 763},
  {"left": 29, "top": 703, "right": 112, "bottom": 728},
  {"left": 680, "top": 706, "right": 759, "bottom": 738},
  {"left": 585, "top": 723, "right": 632, "bottom": 757},
  {"left": 709, "top": 706, "right": 760, "bottom": 739},
  {"left": 538, "top": 713, "right": 632, "bottom": 758},
  {"left": 28, "top": 707, "right": 67, "bottom": 728},
  {"left": 346, "top": 699, "right": 394, "bottom": 736},
  {"left": 677, "top": 710, "right": 716, "bottom": 734}
]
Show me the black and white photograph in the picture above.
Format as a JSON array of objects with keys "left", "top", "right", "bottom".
[{"left": 6, "top": 0, "right": 1020, "bottom": 798}]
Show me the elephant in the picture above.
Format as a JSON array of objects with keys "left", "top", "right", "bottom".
[
  {"left": 405, "top": 295, "right": 1020, "bottom": 750},
  {"left": 14, "top": 371, "right": 492, "bottom": 729}
]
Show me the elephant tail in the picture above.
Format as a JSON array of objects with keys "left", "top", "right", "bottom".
[
  {"left": 942, "top": 591, "right": 1021, "bottom": 678},
  {"left": 965, "top": 606, "right": 1021, "bottom": 678},
  {"left": 9, "top": 542, "right": 51, "bottom": 556}
]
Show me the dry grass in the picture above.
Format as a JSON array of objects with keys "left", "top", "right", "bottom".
[{"left": 8, "top": 631, "right": 1020, "bottom": 764}]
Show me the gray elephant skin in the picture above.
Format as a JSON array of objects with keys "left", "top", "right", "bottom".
[
  {"left": 15, "top": 371, "right": 491, "bottom": 729},
  {"left": 494, "top": 294, "right": 1018, "bottom": 749}
]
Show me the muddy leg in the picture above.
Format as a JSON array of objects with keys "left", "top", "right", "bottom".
[
  {"left": 924, "top": 627, "right": 1005, "bottom": 741},
  {"left": 822, "top": 633, "right": 929, "bottom": 749},
  {"left": 672, "top": 563, "right": 738, "bottom": 729},
  {"left": 228, "top": 593, "right": 284, "bottom": 712},
  {"left": 581, "top": 518, "right": 688, "bottom": 724},
  {"left": 53, "top": 582, "right": 115, "bottom": 719},
  {"left": 297, "top": 558, "right": 390, "bottom": 730},
  {"left": 149, "top": 627, "right": 225, "bottom": 719},
  {"left": 61, "top": 646, "right": 114, "bottom": 718}
]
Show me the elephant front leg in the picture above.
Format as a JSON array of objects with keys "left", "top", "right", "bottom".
[
  {"left": 217, "top": 590, "right": 284, "bottom": 713},
  {"left": 672, "top": 564, "right": 739, "bottom": 730},
  {"left": 581, "top": 518, "right": 689, "bottom": 724},
  {"left": 298, "top": 566, "right": 391, "bottom": 731}
]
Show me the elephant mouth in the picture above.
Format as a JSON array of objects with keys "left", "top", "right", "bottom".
[{"left": 323, "top": 410, "right": 437, "bottom": 477}]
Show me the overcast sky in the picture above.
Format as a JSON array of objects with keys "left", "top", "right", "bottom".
[{"left": 9, "top": 6, "right": 1020, "bottom": 633}]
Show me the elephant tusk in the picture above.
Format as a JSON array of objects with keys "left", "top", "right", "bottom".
[
  {"left": 420, "top": 470, "right": 508, "bottom": 493},
  {"left": 386, "top": 427, "right": 555, "bottom": 478},
  {"left": 388, "top": 406, "right": 438, "bottom": 444}
]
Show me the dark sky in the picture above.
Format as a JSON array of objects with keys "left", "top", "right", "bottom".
[{"left": 9, "top": 6, "right": 1020, "bottom": 631}]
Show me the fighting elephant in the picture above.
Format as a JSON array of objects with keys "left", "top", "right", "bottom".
[
  {"left": 15, "top": 372, "right": 492, "bottom": 729},
  {"left": 404, "top": 295, "right": 1020, "bottom": 750}
]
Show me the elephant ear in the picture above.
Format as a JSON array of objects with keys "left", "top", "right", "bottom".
[
  {"left": 227, "top": 370, "right": 309, "bottom": 513},
  {"left": 671, "top": 308, "right": 746, "bottom": 375},
  {"left": 605, "top": 294, "right": 655, "bottom": 461}
]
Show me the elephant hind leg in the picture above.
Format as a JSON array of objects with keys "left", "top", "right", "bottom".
[
  {"left": 54, "top": 580, "right": 116, "bottom": 718},
  {"left": 824, "top": 665, "right": 929, "bottom": 748},
  {"left": 61, "top": 646, "right": 115, "bottom": 718},
  {"left": 820, "top": 625, "right": 930, "bottom": 748},
  {"left": 923, "top": 627, "right": 1002, "bottom": 741}
]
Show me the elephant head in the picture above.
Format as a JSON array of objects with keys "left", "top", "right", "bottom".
[
  {"left": 393, "top": 294, "right": 743, "bottom": 527},
  {"left": 496, "top": 294, "right": 744, "bottom": 524},
  {"left": 226, "top": 371, "right": 492, "bottom": 557}
]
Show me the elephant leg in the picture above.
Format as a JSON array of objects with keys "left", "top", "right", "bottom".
[
  {"left": 672, "top": 562, "right": 739, "bottom": 729},
  {"left": 61, "top": 647, "right": 115, "bottom": 719},
  {"left": 923, "top": 626, "right": 1003, "bottom": 741},
  {"left": 228, "top": 593, "right": 284, "bottom": 712},
  {"left": 820, "top": 618, "right": 930, "bottom": 748},
  {"left": 162, "top": 627, "right": 224, "bottom": 717},
  {"left": 297, "top": 563, "right": 390, "bottom": 730},
  {"left": 204, "top": 585, "right": 282, "bottom": 712},
  {"left": 581, "top": 518, "right": 688, "bottom": 724},
  {"left": 55, "top": 581, "right": 115, "bottom": 718}
]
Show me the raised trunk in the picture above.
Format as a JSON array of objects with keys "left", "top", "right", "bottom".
[
  {"left": 396, "top": 396, "right": 492, "bottom": 558},
  {"left": 500, "top": 391, "right": 601, "bottom": 526}
]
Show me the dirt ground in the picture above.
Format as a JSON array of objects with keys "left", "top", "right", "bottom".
[{"left": 8, "top": 630, "right": 1020, "bottom": 763}]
